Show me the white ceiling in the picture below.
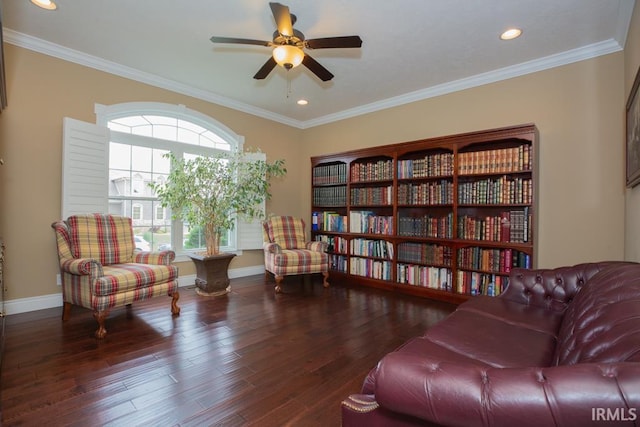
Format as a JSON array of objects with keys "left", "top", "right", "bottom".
[{"left": 1, "top": 0, "right": 636, "bottom": 128}]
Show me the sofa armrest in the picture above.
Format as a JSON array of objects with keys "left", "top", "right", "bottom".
[
  {"left": 263, "top": 242, "right": 282, "bottom": 254},
  {"left": 134, "top": 250, "right": 175, "bottom": 265},
  {"left": 373, "top": 352, "right": 640, "bottom": 427},
  {"left": 306, "top": 241, "right": 327, "bottom": 252},
  {"left": 500, "top": 262, "right": 625, "bottom": 311},
  {"left": 60, "top": 257, "right": 103, "bottom": 277}
]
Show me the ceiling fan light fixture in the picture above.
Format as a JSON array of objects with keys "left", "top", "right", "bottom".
[
  {"left": 272, "top": 45, "right": 304, "bottom": 70},
  {"left": 30, "top": 0, "right": 57, "bottom": 10}
]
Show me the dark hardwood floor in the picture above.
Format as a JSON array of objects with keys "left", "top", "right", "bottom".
[{"left": 0, "top": 274, "right": 455, "bottom": 426}]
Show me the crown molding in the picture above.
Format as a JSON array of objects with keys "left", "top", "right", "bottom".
[
  {"left": 3, "top": 29, "right": 305, "bottom": 128},
  {"left": 4, "top": 29, "right": 624, "bottom": 130},
  {"left": 301, "top": 38, "right": 624, "bottom": 128}
]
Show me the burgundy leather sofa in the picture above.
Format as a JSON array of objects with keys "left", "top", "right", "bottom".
[{"left": 341, "top": 262, "right": 640, "bottom": 427}]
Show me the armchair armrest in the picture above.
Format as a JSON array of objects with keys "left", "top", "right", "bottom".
[
  {"left": 263, "top": 242, "right": 282, "bottom": 254},
  {"left": 134, "top": 250, "right": 175, "bottom": 265},
  {"left": 60, "top": 257, "right": 103, "bottom": 277},
  {"left": 374, "top": 352, "right": 640, "bottom": 427},
  {"left": 306, "top": 241, "right": 327, "bottom": 252}
]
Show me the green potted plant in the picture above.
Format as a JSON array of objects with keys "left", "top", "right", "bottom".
[{"left": 150, "top": 148, "right": 286, "bottom": 296}]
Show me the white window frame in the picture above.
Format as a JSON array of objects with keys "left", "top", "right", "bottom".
[
  {"left": 61, "top": 103, "right": 265, "bottom": 261},
  {"left": 96, "top": 102, "right": 246, "bottom": 256}
]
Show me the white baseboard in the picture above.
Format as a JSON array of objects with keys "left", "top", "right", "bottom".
[{"left": 4, "top": 264, "right": 265, "bottom": 316}]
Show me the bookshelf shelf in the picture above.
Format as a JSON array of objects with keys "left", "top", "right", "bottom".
[{"left": 311, "top": 124, "right": 538, "bottom": 304}]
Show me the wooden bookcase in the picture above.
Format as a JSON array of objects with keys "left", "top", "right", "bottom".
[{"left": 311, "top": 124, "right": 538, "bottom": 304}]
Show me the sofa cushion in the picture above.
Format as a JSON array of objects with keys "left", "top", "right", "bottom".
[
  {"left": 67, "top": 214, "right": 135, "bottom": 265},
  {"left": 554, "top": 263, "right": 640, "bottom": 365},
  {"left": 424, "top": 309, "right": 557, "bottom": 367},
  {"left": 458, "top": 295, "right": 564, "bottom": 337}
]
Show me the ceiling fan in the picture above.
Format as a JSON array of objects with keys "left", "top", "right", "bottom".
[{"left": 210, "top": 2, "right": 362, "bottom": 82}]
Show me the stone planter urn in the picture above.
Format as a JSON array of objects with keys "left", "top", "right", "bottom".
[{"left": 188, "top": 252, "right": 237, "bottom": 296}]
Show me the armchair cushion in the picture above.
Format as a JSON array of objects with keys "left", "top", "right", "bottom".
[
  {"left": 265, "top": 216, "right": 306, "bottom": 249},
  {"left": 68, "top": 214, "right": 135, "bottom": 264},
  {"left": 94, "top": 263, "right": 178, "bottom": 296}
]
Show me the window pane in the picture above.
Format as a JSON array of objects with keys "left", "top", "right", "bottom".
[
  {"left": 152, "top": 149, "right": 170, "bottom": 174},
  {"left": 109, "top": 169, "right": 131, "bottom": 196},
  {"left": 131, "top": 146, "right": 152, "bottom": 172},
  {"left": 113, "top": 116, "right": 150, "bottom": 127},
  {"left": 110, "top": 143, "right": 131, "bottom": 170},
  {"left": 177, "top": 127, "right": 200, "bottom": 146},
  {"left": 153, "top": 124, "right": 178, "bottom": 141},
  {"left": 132, "top": 125, "right": 153, "bottom": 137},
  {"left": 145, "top": 115, "right": 177, "bottom": 126},
  {"left": 108, "top": 122, "right": 131, "bottom": 133}
]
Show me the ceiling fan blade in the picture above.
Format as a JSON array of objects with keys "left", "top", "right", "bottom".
[
  {"left": 269, "top": 2, "right": 294, "bottom": 37},
  {"left": 253, "top": 57, "right": 278, "bottom": 80},
  {"left": 302, "top": 54, "right": 334, "bottom": 82},
  {"left": 305, "top": 36, "right": 363, "bottom": 49},
  {"left": 210, "top": 36, "right": 271, "bottom": 47}
]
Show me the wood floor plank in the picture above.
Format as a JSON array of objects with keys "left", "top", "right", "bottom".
[{"left": 0, "top": 274, "right": 455, "bottom": 426}]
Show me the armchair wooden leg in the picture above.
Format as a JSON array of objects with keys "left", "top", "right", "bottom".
[
  {"left": 275, "top": 275, "right": 284, "bottom": 293},
  {"left": 93, "top": 310, "right": 109, "bottom": 339},
  {"left": 171, "top": 291, "right": 181, "bottom": 315},
  {"left": 322, "top": 272, "right": 330, "bottom": 288},
  {"left": 62, "top": 302, "right": 72, "bottom": 321}
]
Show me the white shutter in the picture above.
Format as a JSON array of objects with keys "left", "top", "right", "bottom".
[
  {"left": 237, "top": 151, "right": 266, "bottom": 250},
  {"left": 61, "top": 117, "right": 110, "bottom": 218}
]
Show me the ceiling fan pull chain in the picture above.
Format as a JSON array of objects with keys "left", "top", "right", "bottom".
[{"left": 286, "top": 72, "right": 292, "bottom": 99}]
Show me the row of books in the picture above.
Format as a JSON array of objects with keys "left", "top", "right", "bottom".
[
  {"left": 312, "top": 163, "right": 348, "bottom": 185},
  {"left": 351, "top": 159, "right": 394, "bottom": 182},
  {"left": 457, "top": 247, "right": 530, "bottom": 273},
  {"left": 458, "top": 145, "right": 531, "bottom": 175},
  {"left": 397, "top": 153, "right": 454, "bottom": 178},
  {"left": 350, "top": 257, "right": 392, "bottom": 280},
  {"left": 350, "top": 238, "right": 394, "bottom": 259},
  {"left": 349, "top": 211, "right": 393, "bottom": 235},
  {"left": 350, "top": 186, "right": 393, "bottom": 206},
  {"left": 315, "top": 145, "right": 531, "bottom": 185},
  {"left": 397, "top": 242, "right": 452, "bottom": 266},
  {"left": 397, "top": 180, "right": 454, "bottom": 205},
  {"left": 397, "top": 265, "right": 452, "bottom": 290},
  {"left": 397, "top": 213, "right": 454, "bottom": 238},
  {"left": 456, "top": 271, "right": 508, "bottom": 296},
  {"left": 314, "top": 234, "right": 348, "bottom": 254},
  {"left": 313, "top": 186, "right": 347, "bottom": 207},
  {"left": 458, "top": 176, "right": 532, "bottom": 205},
  {"left": 329, "top": 254, "right": 348, "bottom": 272},
  {"left": 312, "top": 211, "right": 347, "bottom": 232},
  {"left": 457, "top": 209, "right": 530, "bottom": 243}
]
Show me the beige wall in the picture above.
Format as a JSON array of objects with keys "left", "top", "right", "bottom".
[
  {"left": 0, "top": 36, "right": 630, "bottom": 304},
  {"left": 625, "top": 3, "right": 640, "bottom": 261},
  {"left": 301, "top": 53, "right": 627, "bottom": 269},
  {"left": 0, "top": 45, "right": 303, "bottom": 301}
]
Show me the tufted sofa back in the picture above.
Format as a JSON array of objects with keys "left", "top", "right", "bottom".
[
  {"left": 553, "top": 263, "right": 640, "bottom": 365},
  {"left": 503, "top": 262, "right": 621, "bottom": 312}
]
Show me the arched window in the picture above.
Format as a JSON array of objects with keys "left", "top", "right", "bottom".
[{"left": 95, "top": 102, "right": 245, "bottom": 254}]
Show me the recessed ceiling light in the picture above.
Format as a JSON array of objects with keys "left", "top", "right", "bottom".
[
  {"left": 297, "top": 99, "right": 308, "bottom": 106},
  {"left": 30, "top": 0, "right": 57, "bottom": 10},
  {"left": 500, "top": 28, "right": 522, "bottom": 40}
]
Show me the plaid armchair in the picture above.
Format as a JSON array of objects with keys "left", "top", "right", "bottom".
[
  {"left": 262, "top": 216, "right": 329, "bottom": 293},
  {"left": 51, "top": 214, "right": 180, "bottom": 338}
]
